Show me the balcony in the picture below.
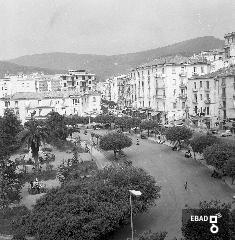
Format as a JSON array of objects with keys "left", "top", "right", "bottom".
[
  {"left": 221, "top": 82, "right": 226, "bottom": 88},
  {"left": 179, "top": 72, "right": 187, "bottom": 77},
  {"left": 155, "top": 95, "right": 166, "bottom": 99},
  {"left": 204, "top": 88, "right": 210, "bottom": 92},
  {"left": 192, "top": 100, "right": 198, "bottom": 104},
  {"left": 179, "top": 83, "right": 186, "bottom": 89},
  {"left": 156, "top": 84, "right": 165, "bottom": 89},
  {"left": 192, "top": 88, "right": 198, "bottom": 92},
  {"left": 178, "top": 94, "right": 187, "bottom": 99},
  {"left": 204, "top": 99, "right": 211, "bottom": 104}
]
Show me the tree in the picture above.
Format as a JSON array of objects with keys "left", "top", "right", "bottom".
[
  {"left": 203, "top": 143, "right": 233, "bottom": 171},
  {"left": 140, "top": 120, "right": 159, "bottom": 137},
  {"left": 94, "top": 114, "right": 115, "bottom": 125},
  {"left": 46, "top": 111, "right": 68, "bottom": 141},
  {"left": 137, "top": 230, "right": 167, "bottom": 240},
  {"left": 165, "top": 126, "right": 192, "bottom": 149},
  {"left": 190, "top": 134, "right": 220, "bottom": 159},
  {"left": 99, "top": 132, "right": 132, "bottom": 159},
  {"left": 0, "top": 109, "right": 23, "bottom": 156},
  {"left": 18, "top": 120, "right": 49, "bottom": 172},
  {"left": 223, "top": 158, "right": 235, "bottom": 184},
  {"left": 15, "top": 166, "right": 160, "bottom": 240},
  {"left": 0, "top": 157, "right": 22, "bottom": 209},
  {"left": 182, "top": 200, "right": 233, "bottom": 240}
]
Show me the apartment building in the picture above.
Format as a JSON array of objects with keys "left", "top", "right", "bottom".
[
  {"left": 60, "top": 70, "right": 95, "bottom": 93},
  {"left": 0, "top": 91, "right": 101, "bottom": 124},
  {"left": 187, "top": 66, "right": 235, "bottom": 128},
  {"left": 224, "top": 32, "right": 235, "bottom": 66},
  {"left": 126, "top": 56, "right": 210, "bottom": 123}
]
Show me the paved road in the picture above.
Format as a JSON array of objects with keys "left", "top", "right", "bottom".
[{"left": 109, "top": 136, "right": 235, "bottom": 240}]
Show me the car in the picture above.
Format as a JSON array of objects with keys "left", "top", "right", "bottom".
[
  {"left": 140, "top": 133, "right": 147, "bottom": 139},
  {"left": 220, "top": 130, "right": 232, "bottom": 137},
  {"left": 210, "top": 128, "right": 218, "bottom": 134}
]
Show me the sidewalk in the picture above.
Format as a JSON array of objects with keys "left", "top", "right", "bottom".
[{"left": 81, "top": 141, "right": 111, "bottom": 169}]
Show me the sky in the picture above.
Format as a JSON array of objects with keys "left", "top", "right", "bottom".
[{"left": 0, "top": 0, "right": 235, "bottom": 60}]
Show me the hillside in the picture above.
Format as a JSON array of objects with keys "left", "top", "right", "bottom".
[
  {"left": 0, "top": 61, "right": 64, "bottom": 78},
  {"left": 9, "top": 36, "right": 224, "bottom": 80}
]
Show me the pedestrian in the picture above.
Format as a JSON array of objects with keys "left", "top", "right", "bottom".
[
  {"left": 184, "top": 181, "right": 188, "bottom": 191},
  {"left": 136, "top": 138, "right": 139, "bottom": 145}
]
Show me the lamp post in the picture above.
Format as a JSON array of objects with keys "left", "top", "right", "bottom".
[{"left": 129, "top": 190, "right": 142, "bottom": 240}]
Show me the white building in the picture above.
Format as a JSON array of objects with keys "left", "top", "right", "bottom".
[
  {"left": 126, "top": 55, "right": 211, "bottom": 123},
  {"left": 60, "top": 70, "right": 95, "bottom": 93},
  {"left": 0, "top": 91, "right": 102, "bottom": 124}
]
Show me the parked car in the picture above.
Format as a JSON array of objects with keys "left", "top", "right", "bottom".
[
  {"left": 209, "top": 128, "right": 218, "bottom": 134},
  {"left": 140, "top": 133, "right": 147, "bottom": 139},
  {"left": 220, "top": 130, "right": 232, "bottom": 137}
]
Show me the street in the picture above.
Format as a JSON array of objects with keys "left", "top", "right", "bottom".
[{"left": 108, "top": 135, "right": 234, "bottom": 240}]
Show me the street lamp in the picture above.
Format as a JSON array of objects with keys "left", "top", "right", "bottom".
[{"left": 129, "top": 190, "right": 142, "bottom": 240}]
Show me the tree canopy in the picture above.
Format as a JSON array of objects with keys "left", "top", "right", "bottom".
[
  {"left": 165, "top": 126, "right": 192, "bottom": 145},
  {"left": 182, "top": 200, "right": 233, "bottom": 240},
  {"left": 99, "top": 132, "right": 132, "bottom": 158},
  {"left": 140, "top": 120, "right": 159, "bottom": 136},
  {"left": 190, "top": 134, "right": 220, "bottom": 154},
  {"left": 14, "top": 166, "right": 161, "bottom": 240},
  {"left": 0, "top": 157, "right": 22, "bottom": 209},
  {"left": 203, "top": 143, "right": 233, "bottom": 170}
]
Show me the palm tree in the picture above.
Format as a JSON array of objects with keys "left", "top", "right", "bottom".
[{"left": 18, "top": 120, "right": 49, "bottom": 172}]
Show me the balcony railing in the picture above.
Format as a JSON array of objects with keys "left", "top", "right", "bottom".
[
  {"left": 179, "top": 72, "right": 187, "bottom": 77},
  {"left": 179, "top": 94, "right": 187, "bottom": 99},
  {"left": 179, "top": 83, "right": 186, "bottom": 88},
  {"left": 192, "top": 88, "right": 198, "bottom": 92},
  {"left": 155, "top": 95, "right": 166, "bottom": 99},
  {"left": 192, "top": 100, "right": 198, "bottom": 104},
  {"left": 156, "top": 84, "right": 165, "bottom": 89},
  {"left": 204, "top": 99, "right": 211, "bottom": 104},
  {"left": 204, "top": 88, "right": 210, "bottom": 92}
]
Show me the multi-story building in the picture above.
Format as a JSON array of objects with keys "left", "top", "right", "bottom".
[
  {"left": 224, "top": 32, "right": 235, "bottom": 66},
  {"left": 187, "top": 66, "right": 235, "bottom": 128},
  {"left": 126, "top": 55, "right": 211, "bottom": 123},
  {"left": 60, "top": 70, "right": 95, "bottom": 93},
  {"left": 35, "top": 74, "right": 62, "bottom": 92},
  {"left": 0, "top": 91, "right": 101, "bottom": 124}
]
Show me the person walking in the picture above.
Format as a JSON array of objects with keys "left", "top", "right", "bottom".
[
  {"left": 184, "top": 181, "right": 188, "bottom": 191},
  {"left": 136, "top": 138, "right": 140, "bottom": 145}
]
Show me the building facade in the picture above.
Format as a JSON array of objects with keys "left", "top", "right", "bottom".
[
  {"left": 0, "top": 91, "right": 102, "bottom": 124},
  {"left": 224, "top": 32, "right": 235, "bottom": 66},
  {"left": 125, "top": 56, "right": 211, "bottom": 123},
  {"left": 60, "top": 70, "right": 95, "bottom": 93}
]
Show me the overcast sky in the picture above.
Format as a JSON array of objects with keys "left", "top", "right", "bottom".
[{"left": 0, "top": 0, "right": 235, "bottom": 60}]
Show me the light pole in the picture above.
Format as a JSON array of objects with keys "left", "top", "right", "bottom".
[{"left": 129, "top": 190, "right": 142, "bottom": 240}]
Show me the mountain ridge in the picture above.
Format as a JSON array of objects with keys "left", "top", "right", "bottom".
[{"left": 8, "top": 36, "right": 224, "bottom": 80}]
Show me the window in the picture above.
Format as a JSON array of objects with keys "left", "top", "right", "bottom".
[
  {"left": 194, "top": 94, "right": 197, "bottom": 102},
  {"left": 200, "top": 94, "right": 202, "bottom": 100},
  {"left": 149, "top": 101, "right": 151, "bottom": 107},
  {"left": 201, "top": 66, "right": 204, "bottom": 73},
  {"left": 82, "top": 76, "right": 85, "bottom": 80},
  {"left": 38, "top": 100, "right": 41, "bottom": 105},
  {"left": 181, "top": 66, "right": 185, "bottom": 72},
  {"left": 39, "top": 109, "right": 42, "bottom": 116},
  {"left": 148, "top": 70, "right": 150, "bottom": 75},
  {"left": 162, "top": 68, "right": 165, "bottom": 74},
  {"left": 93, "top": 97, "right": 96, "bottom": 102},
  {"left": 163, "top": 90, "right": 165, "bottom": 97},
  {"left": 88, "top": 81, "right": 92, "bottom": 84},
  {"left": 222, "top": 88, "right": 226, "bottom": 97},
  {"left": 195, "top": 106, "right": 198, "bottom": 114},
  {"left": 172, "top": 67, "right": 176, "bottom": 74},
  {"left": 173, "top": 79, "right": 176, "bottom": 85},
  {"left": 193, "top": 67, "right": 197, "bottom": 73},
  {"left": 182, "top": 102, "right": 185, "bottom": 109},
  {"left": 64, "top": 83, "right": 66, "bottom": 87},
  {"left": 206, "top": 107, "right": 209, "bottom": 115},
  {"left": 200, "top": 81, "right": 202, "bottom": 88},
  {"left": 173, "top": 89, "right": 176, "bottom": 96},
  {"left": 15, "top": 101, "right": 18, "bottom": 107},
  {"left": 206, "top": 94, "right": 209, "bottom": 100},
  {"left": 88, "top": 76, "right": 91, "bottom": 79},
  {"left": 194, "top": 82, "right": 197, "bottom": 89},
  {"left": 173, "top": 102, "right": 176, "bottom": 109},
  {"left": 223, "top": 101, "right": 226, "bottom": 108},
  {"left": 206, "top": 81, "right": 209, "bottom": 89}
]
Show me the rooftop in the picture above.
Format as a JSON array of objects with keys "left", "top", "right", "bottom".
[
  {"left": 1, "top": 90, "right": 101, "bottom": 100},
  {"left": 189, "top": 65, "right": 235, "bottom": 79},
  {"left": 137, "top": 55, "right": 208, "bottom": 69}
]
